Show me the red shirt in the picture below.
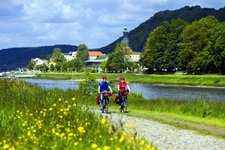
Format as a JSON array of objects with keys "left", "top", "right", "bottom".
[{"left": 118, "top": 82, "right": 127, "bottom": 92}]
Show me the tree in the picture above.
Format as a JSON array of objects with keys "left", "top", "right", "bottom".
[
  {"left": 178, "top": 16, "right": 219, "bottom": 73},
  {"left": 99, "top": 61, "right": 107, "bottom": 72},
  {"left": 106, "top": 42, "right": 131, "bottom": 73},
  {"left": 72, "top": 57, "right": 85, "bottom": 72},
  {"left": 140, "top": 19, "right": 188, "bottom": 73},
  {"left": 27, "top": 60, "right": 37, "bottom": 70},
  {"left": 78, "top": 73, "right": 98, "bottom": 95},
  {"left": 52, "top": 48, "right": 66, "bottom": 63},
  {"left": 207, "top": 23, "right": 225, "bottom": 73},
  {"left": 76, "top": 44, "right": 89, "bottom": 61}
]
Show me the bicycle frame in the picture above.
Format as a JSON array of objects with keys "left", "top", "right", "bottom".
[
  {"left": 119, "top": 92, "right": 128, "bottom": 113},
  {"left": 101, "top": 92, "right": 110, "bottom": 113}
]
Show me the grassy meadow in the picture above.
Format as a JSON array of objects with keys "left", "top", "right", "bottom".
[
  {"left": 0, "top": 79, "right": 156, "bottom": 150},
  {"left": 2, "top": 72, "right": 225, "bottom": 149}
]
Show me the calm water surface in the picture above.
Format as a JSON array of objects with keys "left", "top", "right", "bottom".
[{"left": 24, "top": 79, "right": 225, "bottom": 101}]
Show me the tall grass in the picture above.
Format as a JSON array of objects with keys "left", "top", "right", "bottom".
[
  {"left": 127, "top": 96, "right": 225, "bottom": 119},
  {"left": 0, "top": 79, "right": 156, "bottom": 150}
]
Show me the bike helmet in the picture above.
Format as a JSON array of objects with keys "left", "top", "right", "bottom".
[
  {"left": 120, "top": 76, "right": 124, "bottom": 80},
  {"left": 102, "top": 76, "right": 107, "bottom": 79}
]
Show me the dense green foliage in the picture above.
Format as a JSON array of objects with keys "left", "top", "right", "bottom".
[
  {"left": 76, "top": 44, "right": 89, "bottom": 61},
  {"left": 140, "top": 16, "right": 225, "bottom": 74},
  {"left": 106, "top": 43, "right": 135, "bottom": 72}
]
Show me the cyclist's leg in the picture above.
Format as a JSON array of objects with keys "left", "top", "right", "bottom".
[
  {"left": 118, "top": 92, "right": 123, "bottom": 105},
  {"left": 99, "top": 93, "right": 103, "bottom": 110}
]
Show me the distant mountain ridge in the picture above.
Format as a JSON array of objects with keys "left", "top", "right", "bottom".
[
  {"left": 0, "top": 45, "right": 77, "bottom": 71},
  {"left": 1, "top": 5, "right": 225, "bottom": 71}
]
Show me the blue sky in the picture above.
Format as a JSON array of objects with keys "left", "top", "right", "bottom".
[{"left": 0, "top": 0, "right": 224, "bottom": 50}]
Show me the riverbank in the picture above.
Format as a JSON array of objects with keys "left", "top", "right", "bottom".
[{"left": 33, "top": 72, "right": 225, "bottom": 88}]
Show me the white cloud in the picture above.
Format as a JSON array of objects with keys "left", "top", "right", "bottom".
[{"left": 0, "top": 0, "right": 224, "bottom": 50}]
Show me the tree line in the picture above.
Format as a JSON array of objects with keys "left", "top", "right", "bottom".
[
  {"left": 139, "top": 16, "right": 225, "bottom": 74},
  {"left": 28, "top": 16, "right": 225, "bottom": 74}
]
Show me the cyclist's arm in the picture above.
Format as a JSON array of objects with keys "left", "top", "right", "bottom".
[
  {"left": 108, "top": 86, "right": 113, "bottom": 94},
  {"left": 117, "top": 84, "right": 120, "bottom": 91},
  {"left": 126, "top": 84, "right": 131, "bottom": 92},
  {"left": 98, "top": 86, "right": 101, "bottom": 94}
]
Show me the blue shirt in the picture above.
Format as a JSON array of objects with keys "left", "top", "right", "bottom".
[{"left": 98, "top": 81, "right": 110, "bottom": 92}]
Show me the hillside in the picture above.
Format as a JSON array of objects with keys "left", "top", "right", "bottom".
[
  {"left": 1, "top": 5, "right": 225, "bottom": 71},
  {"left": 0, "top": 45, "right": 77, "bottom": 71},
  {"left": 98, "top": 5, "right": 225, "bottom": 53}
]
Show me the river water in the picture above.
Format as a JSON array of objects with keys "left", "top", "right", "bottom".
[{"left": 24, "top": 79, "right": 225, "bottom": 101}]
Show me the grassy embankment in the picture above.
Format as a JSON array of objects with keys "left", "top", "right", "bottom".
[
  {"left": 34, "top": 72, "right": 225, "bottom": 87},
  {"left": 33, "top": 72, "right": 225, "bottom": 139},
  {"left": 0, "top": 79, "right": 156, "bottom": 150}
]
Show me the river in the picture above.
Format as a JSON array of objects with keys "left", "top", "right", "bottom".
[{"left": 24, "top": 79, "right": 225, "bottom": 101}]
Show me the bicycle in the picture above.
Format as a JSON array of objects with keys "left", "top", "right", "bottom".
[
  {"left": 119, "top": 90, "right": 129, "bottom": 113},
  {"left": 101, "top": 92, "right": 111, "bottom": 113}
]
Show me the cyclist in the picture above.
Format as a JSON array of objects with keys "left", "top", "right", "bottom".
[
  {"left": 117, "top": 76, "right": 131, "bottom": 108},
  {"left": 98, "top": 76, "right": 113, "bottom": 110}
]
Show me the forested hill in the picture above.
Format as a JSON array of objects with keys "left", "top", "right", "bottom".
[
  {"left": 98, "top": 5, "right": 225, "bottom": 54},
  {"left": 0, "top": 45, "right": 77, "bottom": 71}
]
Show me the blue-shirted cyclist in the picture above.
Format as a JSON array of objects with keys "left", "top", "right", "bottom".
[{"left": 98, "top": 76, "right": 113, "bottom": 110}]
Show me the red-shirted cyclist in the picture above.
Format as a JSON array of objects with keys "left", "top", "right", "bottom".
[{"left": 117, "top": 76, "right": 131, "bottom": 107}]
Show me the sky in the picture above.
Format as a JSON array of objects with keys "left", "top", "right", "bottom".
[{"left": 0, "top": 0, "right": 225, "bottom": 50}]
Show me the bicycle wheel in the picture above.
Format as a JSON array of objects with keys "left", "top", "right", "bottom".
[
  {"left": 124, "top": 99, "right": 128, "bottom": 113},
  {"left": 119, "top": 101, "right": 124, "bottom": 113},
  {"left": 105, "top": 99, "right": 109, "bottom": 113},
  {"left": 102, "top": 98, "right": 105, "bottom": 113}
]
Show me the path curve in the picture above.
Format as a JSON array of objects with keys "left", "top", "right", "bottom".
[{"left": 91, "top": 108, "right": 225, "bottom": 150}]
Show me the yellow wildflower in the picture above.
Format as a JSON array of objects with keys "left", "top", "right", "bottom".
[
  {"left": 3, "top": 144, "right": 10, "bottom": 149},
  {"left": 104, "top": 146, "right": 110, "bottom": 150},
  {"left": 139, "top": 140, "right": 145, "bottom": 146},
  {"left": 91, "top": 143, "right": 98, "bottom": 149},
  {"left": 72, "top": 97, "right": 76, "bottom": 101},
  {"left": 119, "top": 136, "right": 125, "bottom": 143},
  {"left": 101, "top": 118, "right": 106, "bottom": 125},
  {"left": 78, "top": 126, "right": 85, "bottom": 133}
]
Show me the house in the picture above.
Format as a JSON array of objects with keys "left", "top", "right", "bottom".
[
  {"left": 88, "top": 51, "right": 105, "bottom": 60},
  {"left": 129, "top": 52, "right": 140, "bottom": 62},
  {"left": 64, "top": 51, "right": 76, "bottom": 61},
  {"left": 31, "top": 58, "right": 48, "bottom": 66}
]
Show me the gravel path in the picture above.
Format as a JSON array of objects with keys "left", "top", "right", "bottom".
[{"left": 92, "top": 109, "right": 225, "bottom": 150}]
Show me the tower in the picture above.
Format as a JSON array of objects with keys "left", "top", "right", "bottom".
[{"left": 121, "top": 26, "right": 129, "bottom": 46}]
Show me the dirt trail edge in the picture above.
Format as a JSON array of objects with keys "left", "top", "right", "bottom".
[{"left": 155, "top": 116, "right": 225, "bottom": 135}]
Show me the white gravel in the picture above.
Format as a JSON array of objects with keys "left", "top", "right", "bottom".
[{"left": 92, "top": 109, "right": 225, "bottom": 150}]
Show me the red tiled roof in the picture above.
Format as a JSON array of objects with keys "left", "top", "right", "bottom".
[{"left": 88, "top": 51, "right": 104, "bottom": 56}]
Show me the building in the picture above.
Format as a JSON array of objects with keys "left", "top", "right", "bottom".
[
  {"left": 88, "top": 51, "right": 105, "bottom": 60},
  {"left": 121, "top": 25, "right": 129, "bottom": 45},
  {"left": 31, "top": 58, "right": 48, "bottom": 66}
]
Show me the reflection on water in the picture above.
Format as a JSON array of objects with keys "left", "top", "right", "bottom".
[
  {"left": 25, "top": 79, "right": 79, "bottom": 90},
  {"left": 24, "top": 79, "right": 225, "bottom": 101},
  {"left": 129, "top": 83, "right": 225, "bottom": 101}
]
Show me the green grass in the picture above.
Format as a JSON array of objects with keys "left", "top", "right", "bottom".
[
  {"left": 3, "top": 74, "right": 225, "bottom": 149},
  {"left": 33, "top": 72, "right": 225, "bottom": 87},
  {"left": 0, "top": 79, "right": 156, "bottom": 150}
]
